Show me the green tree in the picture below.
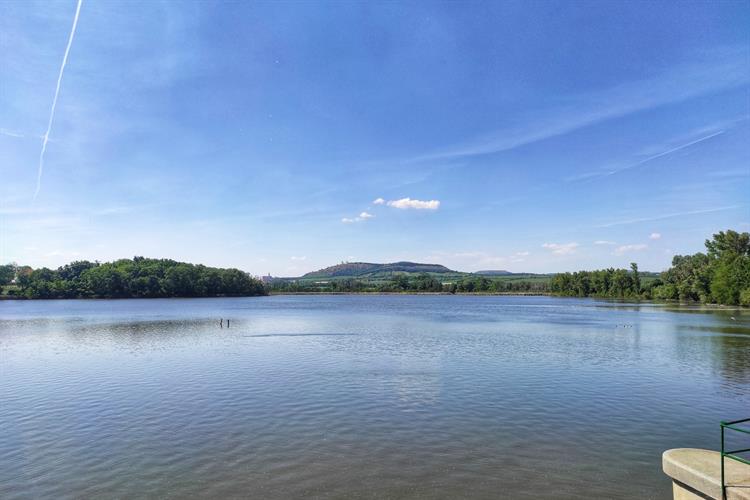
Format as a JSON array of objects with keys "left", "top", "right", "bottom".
[
  {"left": 0, "top": 264, "right": 15, "bottom": 285},
  {"left": 630, "top": 262, "right": 640, "bottom": 295}
]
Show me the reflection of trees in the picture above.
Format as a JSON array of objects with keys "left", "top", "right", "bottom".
[
  {"left": 669, "top": 311, "right": 750, "bottom": 391},
  {"left": 711, "top": 331, "right": 750, "bottom": 390},
  {"left": 63, "top": 319, "right": 218, "bottom": 349}
]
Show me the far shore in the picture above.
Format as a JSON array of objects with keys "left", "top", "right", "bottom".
[
  {"left": 0, "top": 291, "right": 550, "bottom": 300},
  {"left": 2, "top": 293, "right": 746, "bottom": 309},
  {"left": 268, "top": 291, "right": 550, "bottom": 296}
]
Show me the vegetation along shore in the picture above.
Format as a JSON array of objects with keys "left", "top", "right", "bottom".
[{"left": 2, "top": 230, "right": 748, "bottom": 306}]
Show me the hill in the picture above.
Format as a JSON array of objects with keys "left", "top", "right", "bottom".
[
  {"left": 474, "top": 270, "right": 512, "bottom": 276},
  {"left": 302, "top": 261, "right": 455, "bottom": 279}
]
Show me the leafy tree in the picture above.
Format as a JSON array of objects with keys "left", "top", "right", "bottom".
[
  {"left": 650, "top": 229, "right": 750, "bottom": 305},
  {"left": 0, "top": 264, "right": 15, "bottom": 285},
  {"left": 707, "top": 231, "right": 750, "bottom": 306},
  {"left": 11, "top": 257, "right": 266, "bottom": 299},
  {"left": 630, "top": 262, "right": 640, "bottom": 295}
]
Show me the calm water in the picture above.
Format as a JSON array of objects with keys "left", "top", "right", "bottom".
[{"left": 1, "top": 295, "right": 749, "bottom": 499}]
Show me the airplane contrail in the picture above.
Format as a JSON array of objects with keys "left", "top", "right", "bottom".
[
  {"left": 568, "top": 129, "right": 726, "bottom": 182},
  {"left": 605, "top": 129, "right": 725, "bottom": 176},
  {"left": 34, "top": 0, "right": 83, "bottom": 201}
]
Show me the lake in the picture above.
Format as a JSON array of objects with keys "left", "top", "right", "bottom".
[{"left": 1, "top": 295, "right": 748, "bottom": 499}]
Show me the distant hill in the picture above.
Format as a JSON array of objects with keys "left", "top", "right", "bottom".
[
  {"left": 302, "top": 261, "right": 455, "bottom": 279},
  {"left": 474, "top": 270, "right": 512, "bottom": 276}
]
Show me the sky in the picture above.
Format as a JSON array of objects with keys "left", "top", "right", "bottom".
[{"left": 1, "top": 0, "right": 749, "bottom": 276}]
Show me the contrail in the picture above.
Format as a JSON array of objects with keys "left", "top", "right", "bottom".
[
  {"left": 606, "top": 129, "right": 725, "bottom": 176},
  {"left": 596, "top": 205, "right": 740, "bottom": 228},
  {"left": 34, "top": 0, "right": 83, "bottom": 201},
  {"left": 568, "top": 129, "right": 726, "bottom": 182}
]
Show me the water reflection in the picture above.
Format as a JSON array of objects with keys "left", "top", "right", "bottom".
[{"left": 1, "top": 296, "right": 748, "bottom": 500}]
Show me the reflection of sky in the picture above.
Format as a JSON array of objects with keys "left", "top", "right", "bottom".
[{"left": 1, "top": 295, "right": 749, "bottom": 499}]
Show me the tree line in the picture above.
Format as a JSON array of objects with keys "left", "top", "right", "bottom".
[
  {"left": 549, "top": 263, "right": 650, "bottom": 299},
  {"left": 1, "top": 257, "right": 266, "bottom": 299},
  {"left": 268, "top": 273, "right": 549, "bottom": 294},
  {"left": 549, "top": 230, "right": 750, "bottom": 306},
  {"left": 652, "top": 230, "right": 749, "bottom": 306},
  {"left": 3, "top": 230, "right": 747, "bottom": 304}
]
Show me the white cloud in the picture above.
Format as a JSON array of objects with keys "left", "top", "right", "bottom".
[
  {"left": 594, "top": 240, "right": 616, "bottom": 245},
  {"left": 613, "top": 244, "right": 648, "bottom": 255},
  {"left": 387, "top": 198, "right": 440, "bottom": 210},
  {"left": 373, "top": 198, "right": 385, "bottom": 205},
  {"left": 542, "top": 242, "right": 580, "bottom": 255},
  {"left": 649, "top": 232, "right": 662, "bottom": 240},
  {"left": 290, "top": 256, "right": 307, "bottom": 261},
  {"left": 342, "top": 212, "right": 375, "bottom": 223}
]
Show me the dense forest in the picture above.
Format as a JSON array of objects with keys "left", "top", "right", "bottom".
[
  {"left": 550, "top": 230, "right": 750, "bottom": 306},
  {"left": 549, "top": 263, "right": 652, "bottom": 299},
  {"left": 0, "top": 257, "right": 266, "bottom": 299}
]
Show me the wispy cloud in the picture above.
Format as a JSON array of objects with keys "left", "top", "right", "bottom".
[
  {"left": 613, "top": 244, "right": 648, "bottom": 255},
  {"left": 649, "top": 232, "right": 662, "bottom": 240},
  {"left": 341, "top": 211, "right": 375, "bottom": 223},
  {"left": 594, "top": 240, "right": 616, "bottom": 245},
  {"left": 0, "top": 128, "right": 25, "bottom": 138},
  {"left": 34, "top": 0, "right": 83, "bottom": 200},
  {"left": 408, "top": 48, "right": 747, "bottom": 162},
  {"left": 596, "top": 205, "right": 740, "bottom": 228},
  {"left": 372, "top": 198, "right": 385, "bottom": 205},
  {"left": 542, "top": 242, "right": 579, "bottom": 255},
  {"left": 290, "top": 255, "right": 307, "bottom": 261},
  {"left": 707, "top": 168, "right": 750, "bottom": 179},
  {"left": 387, "top": 198, "right": 440, "bottom": 210},
  {"left": 574, "top": 130, "right": 725, "bottom": 181}
]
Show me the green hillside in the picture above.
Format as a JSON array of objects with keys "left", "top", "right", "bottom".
[
  {"left": 268, "top": 262, "right": 553, "bottom": 294},
  {"left": 302, "top": 261, "right": 455, "bottom": 279}
]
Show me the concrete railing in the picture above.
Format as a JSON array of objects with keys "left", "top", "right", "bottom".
[{"left": 663, "top": 448, "right": 750, "bottom": 499}]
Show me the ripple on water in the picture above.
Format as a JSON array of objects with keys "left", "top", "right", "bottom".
[{"left": 1, "top": 295, "right": 748, "bottom": 499}]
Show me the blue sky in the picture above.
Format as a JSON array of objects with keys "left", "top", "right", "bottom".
[{"left": 1, "top": 0, "right": 748, "bottom": 275}]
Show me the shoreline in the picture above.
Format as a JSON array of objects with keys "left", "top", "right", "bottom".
[
  {"left": 268, "top": 291, "right": 550, "bottom": 296},
  {"left": 0, "top": 291, "right": 550, "bottom": 300},
  {"left": 2, "top": 293, "right": 746, "bottom": 308}
]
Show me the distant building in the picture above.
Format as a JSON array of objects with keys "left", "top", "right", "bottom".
[{"left": 261, "top": 274, "right": 274, "bottom": 284}]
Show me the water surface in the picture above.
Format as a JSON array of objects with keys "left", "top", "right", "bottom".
[{"left": 1, "top": 295, "right": 749, "bottom": 499}]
